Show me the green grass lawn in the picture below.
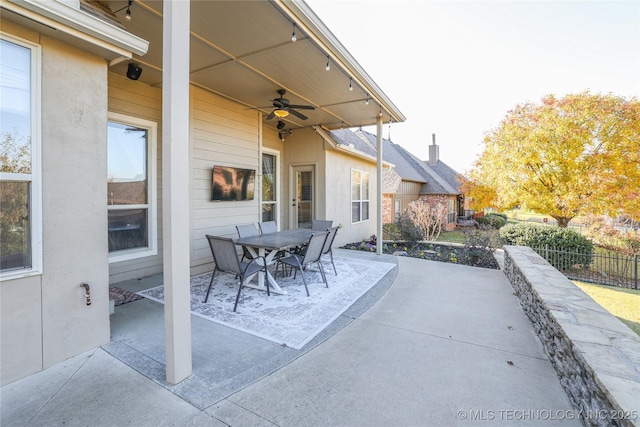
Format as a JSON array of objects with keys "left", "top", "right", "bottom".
[{"left": 573, "top": 281, "right": 640, "bottom": 336}]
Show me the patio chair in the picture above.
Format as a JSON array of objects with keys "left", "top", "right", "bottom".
[
  {"left": 236, "top": 223, "right": 259, "bottom": 262},
  {"left": 276, "top": 231, "right": 329, "bottom": 296},
  {"left": 204, "top": 235, "right": 268, "bottom": 312},
  {"left": 312, "top": 219, "right": 333, "bottom": 231},
  {"left": 258, "top": 220, "right": 277, "bottom": 234},
  {"left": 293, "top": 219, "right": 334, "bottom": 256},
  {"left": 320, "top": 226, "right": 339, "bottom": 275}
]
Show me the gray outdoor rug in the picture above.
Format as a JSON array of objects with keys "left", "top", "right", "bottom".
[{"left": 137, "top": 256, "right": 395, "bottom": 349}]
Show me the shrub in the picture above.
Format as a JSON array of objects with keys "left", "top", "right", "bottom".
[
  {"left": 396, "top": 213, "right": 424, "bottom": 242},
  {"left": 458, "top": 228, "right": 500, "bottom": 267},
  {"left": 476, "top": 213, "right": 507, "bottom": 229},
  {"left": 383, "top": 223, "right": 401, "bottom": 241},
  {"left": 500, "top": 223, "right": 594, "bottom": 268},
  {"left": 491, "top": 212, "right": 508, "bottom": 222},
  {"left": 405, "top": 200, "right": 448, "bottom": 241}
]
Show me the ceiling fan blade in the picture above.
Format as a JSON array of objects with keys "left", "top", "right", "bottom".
[
  {"left": 288, "top": 104, "right": 315, "bottom": 110},
  {"left": 289, "top": 109, "right": 308, "bottom": 120},
  {"left": 272, "top": 99, "right": 286, "bottom": 108},
  {"left": 266, "top": 111, "right": 275, "bottom": 120}
]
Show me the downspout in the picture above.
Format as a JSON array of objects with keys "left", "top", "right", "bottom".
[{"left": 376, "top": 116, "right": 383, "bottom": 255}]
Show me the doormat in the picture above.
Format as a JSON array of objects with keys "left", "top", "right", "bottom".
[
  {"left": 109, "top": 286, "right": 144, "bottom": 306},
  {"left": 137, "top": 256, "right": 396, "bottom": 349}
]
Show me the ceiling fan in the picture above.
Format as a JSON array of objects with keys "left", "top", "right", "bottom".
[{"left": 264, "top": 89, "right": 315, "bottom": 121}]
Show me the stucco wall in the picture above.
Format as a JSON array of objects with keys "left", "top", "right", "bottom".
[
  {"left": 324, "top": 149, "right": 378, "bottom": 247},
  {"left": 1, "top": 28, "right": 110, "bottom": 385}
]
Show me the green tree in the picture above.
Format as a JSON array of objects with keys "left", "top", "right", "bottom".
[{"left": 467, "top": 92, "right": 640, "bottom": 227}]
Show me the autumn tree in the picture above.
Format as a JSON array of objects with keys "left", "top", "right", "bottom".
[{"left": 466, "top": 92, "right": 640, "bottom": 227}]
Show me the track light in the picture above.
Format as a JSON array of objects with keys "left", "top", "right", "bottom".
[
  {"left": 365, "top": 95, "right": 370, "bottom": 105},
  {"left": 279, "top": 130, "right": 287, "bottom": 141},
  {"left": 114, "top": 0, "right": 133, "bottom": 21},
  {"left": 291, "top": 23, "right": 297, "bottom": 42},
  {"left": 349, "top": 77, "right": 353, "bottom": 91},
  {"left": 325, "top": 56, "right": 330, "bottom": 71},
  {"left": 277, "top": 120, "right": 286, "bottom": 130}
]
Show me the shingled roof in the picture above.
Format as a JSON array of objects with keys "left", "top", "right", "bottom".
[{"left": 327, "top": 128, "right": 464, "bottom": 196}]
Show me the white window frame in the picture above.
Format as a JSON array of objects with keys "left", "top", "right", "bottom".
[
  {"left": 0, "top": 33, "right": 42, "bottom": 281},
  {"left": 107, "top": 112, "right": 158, "bottom": 263},
  {"left": 261, "top": 148, "right": 280, "bottom": 224},
  {"left": 351, "top": 168, "right": 370, "bottom": 224}
]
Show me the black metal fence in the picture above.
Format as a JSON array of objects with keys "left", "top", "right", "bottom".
[{"left": 532, "top": 245, "right": 639, "bottom": 290}]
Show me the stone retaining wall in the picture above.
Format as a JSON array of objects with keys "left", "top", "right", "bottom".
[{"left": 503, "top": 246, "right": 640, "bottom": 427}]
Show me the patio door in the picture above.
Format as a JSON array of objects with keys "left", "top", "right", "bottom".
[{"left": 292, "top": 165, "right": 314, "bottom": 229}]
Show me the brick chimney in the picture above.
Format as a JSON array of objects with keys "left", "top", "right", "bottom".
[{"left": 428, "top": 133, "right": 439, "bottom": 165}]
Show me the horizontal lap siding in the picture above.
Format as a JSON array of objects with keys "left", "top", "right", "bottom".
[
  {"left": 107, "top": 73, "right": 163, "bottom": 284},
  {"left": 191, "top": 88, "right": 260, "bottom": 274}
]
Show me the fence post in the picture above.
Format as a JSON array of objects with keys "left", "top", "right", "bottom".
[
  {"left": 545, "top": 244, "right": 549, "bottom": 261},
  {"left": 635, "top": 254, "right": 638, "bottom": 291}
]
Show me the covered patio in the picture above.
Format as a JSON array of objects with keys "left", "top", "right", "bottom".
[{"left": 1, "top": 252, "right": 580, "bottom": 426}]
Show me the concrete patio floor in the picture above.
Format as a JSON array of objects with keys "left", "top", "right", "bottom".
[{"left": 1, "top": 249, "right": 581, "bottom": 426}]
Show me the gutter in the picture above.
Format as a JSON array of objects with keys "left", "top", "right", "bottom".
[{"left": 3, "top": 0, "right": 149, "bottom": 58}]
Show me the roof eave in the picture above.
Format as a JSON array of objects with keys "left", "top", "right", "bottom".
[
  {"left": 276, "top": 0, "right": 405, "bottom": 124},
  {"left": 4, "top": 0, "right": 149, "bottom": 58}
]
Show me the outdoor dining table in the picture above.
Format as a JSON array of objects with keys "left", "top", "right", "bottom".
[{"left": 235, "top": 228, "right": 313, "bottom": 295}]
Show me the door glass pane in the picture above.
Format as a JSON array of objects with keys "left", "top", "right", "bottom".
[
  {"left": 297, "top": 170, "right": 312, "bottom": 228},
  {"left": 262, "top": 153, "right": 275, "bottom": 202},
  {"left": 108, "top": 208, "right": 148, "bottom": 251},
  {"left": 107, "top": 122, "right": 147, "bottom": 205},
  {"left": 0, "top": 181, "right": 31, "bottom": 270}
]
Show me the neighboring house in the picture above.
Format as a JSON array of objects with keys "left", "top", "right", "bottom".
[
  {"left": 0, "top": 0, "right": 405, "bottom": 385},
  {"left": 331, "top": 129, "right": 466, "bottom": 230}
]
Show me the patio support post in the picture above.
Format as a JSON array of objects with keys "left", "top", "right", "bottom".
[
  {"left": 162, "top": 0, "right": 192, "bottom": 385},
  {"left": 376, "top": 115, "right": 383, "bottom": 255}
]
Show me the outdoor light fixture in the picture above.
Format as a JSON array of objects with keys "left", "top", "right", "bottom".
[
  {"left": 126, "top": 63, "right": 142, "bottom": 80},
  {"left": 273, "top": 109, "right": 289, "bottom": 118},
  {"left": 277, "top": 120, "right": 286, "bottom": 130},
  {"left": 365, "top": 95, "right": 370, "bottom": 105},
  {"left": 114, "top": 0, "right": 133, "bottom": 21},
  {"left": 325, "top": 55, "right": 331, "bottom": 71},
  {"left": 279, "top": 130, "right": 287, "bottom": 141},
  {"left": 291, "top": 23, "right": 297, "bottom": 42}
]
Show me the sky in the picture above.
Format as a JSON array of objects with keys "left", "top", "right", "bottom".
[{"left": 305, "top": 0, "right": 640, "bottom": 174}]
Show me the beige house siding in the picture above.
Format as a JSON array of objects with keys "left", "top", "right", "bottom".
[
  {"left": 190, "top": 87, "right": 263, "bottom": 275},
  {"left": 1, "top": 26, "right": 110, "bottom": 385}
]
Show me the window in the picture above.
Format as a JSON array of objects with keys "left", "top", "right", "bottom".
[
  {"left": 107, "top": 113, "right": 157, "bottom": 262},
  {"left": 0, "top": 35, "right": 42, "bottom": 278},
  {"left": 351, "top": 169, "right": 369, "bottom": 223},
  {"left": 261, "top": 151, "right": 278, "bottom": 222},
  {"left": 448, "top": 198, "right": 456, "bottom": 223}
]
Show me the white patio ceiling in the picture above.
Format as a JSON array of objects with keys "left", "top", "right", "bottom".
[{"left": 106, "top": 0, "right": 405, "bottom": 133}]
